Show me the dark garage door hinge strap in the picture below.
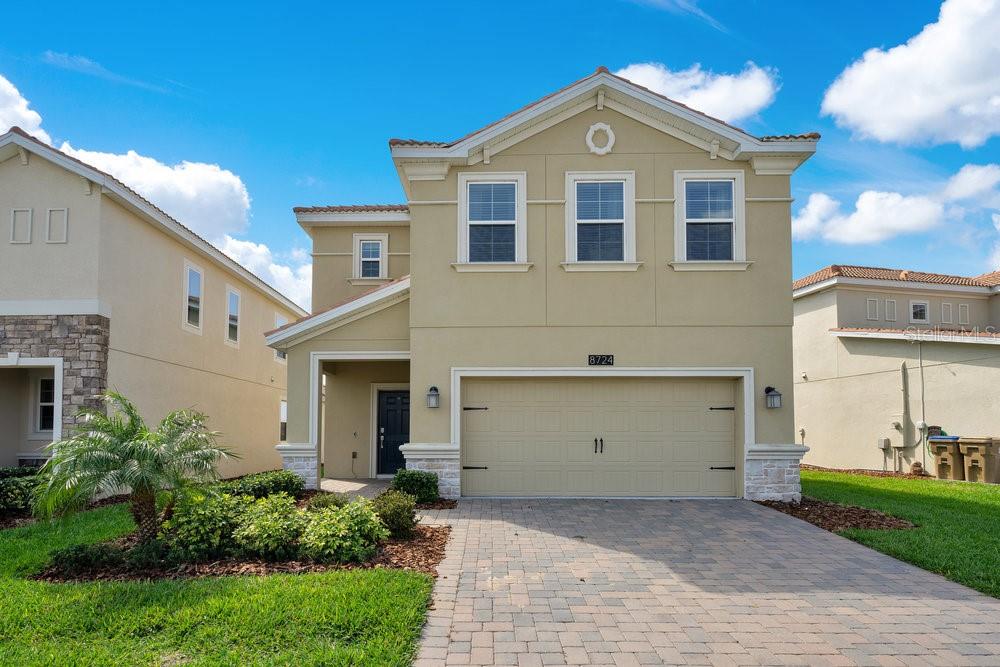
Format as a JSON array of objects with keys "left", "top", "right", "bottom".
[
  {"left": 462, "top": 466, "right": 488, "bottom": 470},
  {"left": 709, "top": 406, "right": 735, "bottom": 411},
  {"left": 710, "top": 466, "right": 736, "bottom": 470},
  {"left": 463, "top": 406, "right": 489, "bottom": 411}
]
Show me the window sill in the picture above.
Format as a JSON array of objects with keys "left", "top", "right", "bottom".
[
  {"left": 668, "top": 261, "right": 752, "bottom": 272},
  {"left": 560, "top": 261, "right": 642, "bottom": 272},
  {"left": 348, "top": 277, "right": 390, "bottom": 286},
  {"left": 451, "top": 262, "right": 533, "bottom": 273}
]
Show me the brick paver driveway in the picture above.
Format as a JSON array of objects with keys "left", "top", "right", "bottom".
[{"left": 416, "top": 499, "right": 1000, "bottom": 666}]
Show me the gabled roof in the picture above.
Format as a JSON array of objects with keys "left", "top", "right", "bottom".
[
  {"left": 265, "top": 275, "right": 410, "bottom": 348},
  {"left": 793, "top": 264, "right": 997, "bottom": 297},
  {"left": 0, "top": 127, "right": 307, "bottom": 316},
  {"left": 389, "top": 66, "right": 819, "bottom": 164}
]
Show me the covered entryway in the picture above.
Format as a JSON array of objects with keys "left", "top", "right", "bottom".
[{"left": 460, "top": 377, "right": 737, "bottom": 497}]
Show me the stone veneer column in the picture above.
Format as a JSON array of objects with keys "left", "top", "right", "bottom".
[
  {"left": 398, "top": 443, "right": 460, "bottom": 499},
  {"left": 744, "top": 444, "right": 810, "bottom": 502},
  {"left": 275, "top": 444, "right": 319, "bottom": 490},
  {"left": 1, "top": 315, "right": 110, "bottom": 434}
]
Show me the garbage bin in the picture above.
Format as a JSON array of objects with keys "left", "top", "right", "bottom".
[
  {"left": 957, "top": 438, "right": 997, "bottom": 483},
  {"left": 929, "top": 436, "right": 963, "bottom": 481}
]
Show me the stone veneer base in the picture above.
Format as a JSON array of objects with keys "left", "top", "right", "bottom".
[
  {"left": 276, "top": 447, "right": 319, "bottom": 490},
  {"left": 744, "top": 444, "right": 810, "bottom": 503},
  {"left": 398, "top": 443, "right": 460, "bottom": 499}
]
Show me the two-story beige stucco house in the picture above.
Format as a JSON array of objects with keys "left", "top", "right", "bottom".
[
  {"left": 0, "top": 127, "right": 306, "bottom": 476},
  {"left": 794, "top": 264, "right": 1000, "bottom": 475},
  {"left": 268, "top": 68, "right": 818, "bottom": 500}
]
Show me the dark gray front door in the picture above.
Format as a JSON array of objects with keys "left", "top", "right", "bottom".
[{"left": 377, "top": 390, "right": 409, "bottom": 475}]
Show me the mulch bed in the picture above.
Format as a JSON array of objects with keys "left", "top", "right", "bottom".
[
  {"left": 758, "top": 496, "right": 914, "bottom": 532},
  {"left": 416, "top": 499, "right": 458, "bottom": 510},
  {"left": 35, "top": 524, "right": 451, "bottom": 583},
  {"left": 801, "top": 463, "right": 931, "bottom": 480}
]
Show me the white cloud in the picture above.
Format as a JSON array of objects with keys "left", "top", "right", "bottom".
[
  {"left": 791, "top": 193, "right": 840, "bottom": 241},
  {"left": 41, "top": 51, "right": 166, "bottom": 93},
  {"left": 943, "top": 164, "right": 1000, "bottom": 206},
  {"left": 614, "top": 62, "right": 778, "bottom": 123},
  {"left": 219, "top": 235, "right": 312, "bottom": 310},
  {"left": 820, "top": 191, "right": 944, "bottom": 244},
  {"left": 628, "top": 0, "right": 726, "bottom": 32},
  {"left": 59, "top": 143, "right": 251, "bottom": 240},
  {"left": 821, "top": 0, "right": 1000, "bottom": 148},
  {"left": 0, "top": 75, "right": 50, "bottom": 144}
]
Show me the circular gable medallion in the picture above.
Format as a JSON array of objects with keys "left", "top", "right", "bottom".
[{"left": 586, "top": 122, "right": 615, "bottom": 155}]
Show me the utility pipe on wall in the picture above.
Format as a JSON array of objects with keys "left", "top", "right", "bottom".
[{"left": 918, "top": 340, "right": 928, "bottom": 471}]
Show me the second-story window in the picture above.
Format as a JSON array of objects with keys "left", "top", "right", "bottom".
[
  {"left": 457, "top": 172, "right": 526, "bottom": 264},
  {"left": 910, "top": 300, "right": 929, "bottom": 324},
  {"left": 352, "top": 233, "right": 388, "bottom": 279},
  {"left": 674, "top": 171, "right": 746, "bottom": 264},
  {"left": 564, "top": 171, "right": 636, "bottom": 265},
  {"left": 226, "top": 287, "right": 241, "bottom": 345},
  {"left": 184, "top": 262, "right": 203, "bottom": 332}
]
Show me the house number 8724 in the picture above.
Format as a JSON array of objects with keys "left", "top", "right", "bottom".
[{"left": 588, "top": 354, "right": 614, "bottom": 366}]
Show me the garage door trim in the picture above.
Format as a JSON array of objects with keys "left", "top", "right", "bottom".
[{"left": 450, "top": 367, "right": 755, "bottom": 498}]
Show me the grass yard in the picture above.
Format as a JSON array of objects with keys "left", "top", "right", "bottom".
[
  {"left": 0, "top": 505, "right": 433, "bottom": 666},
  {"left": 802, "top": 468, "right": 1000, "bottom": 598}
]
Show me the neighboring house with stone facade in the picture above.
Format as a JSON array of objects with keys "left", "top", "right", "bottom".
[
  {"left": 0, "top": 127, "right": 306, "bottom": 476},
  {"left": 267, "top": 67, "right": 817, "bottom": 500},
  {"left": 793, "top": 264, "right": 1000, "bottom": 476}
]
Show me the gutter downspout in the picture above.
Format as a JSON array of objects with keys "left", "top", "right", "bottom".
[{"left": 918, "top": 340, "right": 927, "bottom": 471}]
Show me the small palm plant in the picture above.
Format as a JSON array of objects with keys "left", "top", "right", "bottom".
[{"left": 34, "top": 391, "right": 237, "bottom": 543}]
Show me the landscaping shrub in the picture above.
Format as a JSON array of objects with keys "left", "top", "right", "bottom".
[
  {"left": 371, "top": 490, "right": 417, "bottom": 538},
  {"left": 125, "top": 539, "right": 173, "bottom": 569},
  {"left": 0, "top": 475, "right": 37, "bottom": 515},
  {"left": 305, "top": 492, "right": 349, "bottom": 512},
  {"left": 49, "top": 542, "right": 126, "bottom": 573},
  {"left": 390, "top": 469, "right": 439, "bottom": 504},
  {"left": 299, "top": 500, "right": 389, "bottom": 564},
  {"left": 233, "top": 493, "right": 304, "bottom": 560},
  {"left": 219, "top": 470, "right": 305, "bottom": 499},
  {"left": 0, "top": 465, "right": 40, "bottom": 479},
  {"left": 161, "top": 492, "right": 251, "bottom": 561}
]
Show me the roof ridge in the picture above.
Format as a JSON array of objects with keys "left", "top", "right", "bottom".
[{"left": 794, "top": 263, "right": 994, "bottom": 292}]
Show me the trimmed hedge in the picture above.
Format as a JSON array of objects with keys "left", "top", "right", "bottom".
[
  {"left": 390, "top": 469, "right": 439, "bottom": 504},
  {"left": 0, "top": 466, "right": 41, "bottom": 479},
  {"left": 0, "top": 474, "right": 39, "bottom": 515},
  {"left": 305, "top": 492, "right": 349, "bottom": 512},
  {"left": 161, "top": 492, "right": 252, "bottom": 561},
  {"left": 371, "top": 490, "right": 417, "bottom": 538},
  {"left": 232, "top": 493, "right": 304, "bottom": 560},
  {"left": 299, "top": 500, "right": 388, "bottom": 564},
  {"left": 217, "top": 470, "right": 305, "bottom": 499}
]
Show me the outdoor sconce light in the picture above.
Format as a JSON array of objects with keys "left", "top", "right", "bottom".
[
  {"left": 426, "top": 386, "right": 440, "bottom": 409},
  {"left": 764, "top": 386, "right": 782, "bottom": 409}
]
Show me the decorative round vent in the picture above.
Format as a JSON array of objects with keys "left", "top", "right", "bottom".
[{"left": 586, "top": 122, "right": 615, "bottom": 155}]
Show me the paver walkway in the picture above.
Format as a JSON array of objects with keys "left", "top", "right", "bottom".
[{"left": 416, "top": 499, "right": 1000, "bottom": 666}]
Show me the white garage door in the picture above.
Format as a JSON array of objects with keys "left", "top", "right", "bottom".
[{"left": 461, "top": 377, "right": 738, "bottom": 497}]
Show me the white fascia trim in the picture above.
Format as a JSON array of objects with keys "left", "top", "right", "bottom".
[
  {"left": 389, "top": 73, "right": 816, "bottom": 161},
  {"left": 793, "top": 276, "right": 994, "bottom": 299},
  {"left": 266, "top": 277, "right": 411, "bottom": 347},
  {"left": 0, "top": 355, "right": 63, "bottom": 442},
  {"left": 296, "top": 211, "right": 411, "bottom": 226},
  {"left": 449, "top": 366, "right": 757, "bottom": 498},
  {"left": 831, "top": 330, "right": 1000, "bottom": 346},
  {"left": 0, "top": 131, "right": 306, "bottom": 318},
  {"left": 0, "top": 299, "right": 111, "bottom": 317}
]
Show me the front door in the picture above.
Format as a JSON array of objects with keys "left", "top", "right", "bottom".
[{"left": 377, "top": 390, "right": 409, "bottom": 476}]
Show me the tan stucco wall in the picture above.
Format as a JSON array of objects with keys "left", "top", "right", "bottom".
[
  {"left": 794, "top": 288, "right": 1000, "bottom": 473},
  {"left": 310, "top": 225, "right": 410, "bottom": 311},
  {"left": 403, "top": 107, "right": 796, "bottom": 449},
  {"left": 833, "top": 288, "right": 990, "bottom": 329},
  {"left": 321, "top": 360, "right": 409, "bottom": 478}
]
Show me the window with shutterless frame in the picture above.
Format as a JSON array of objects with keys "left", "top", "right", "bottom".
[
  {"left": 564, "top": 171, "right": 636, "bottom": 263},
  {"left": 37, "top": 377, "right": 55, "bottom": 432},
  {"left": 352, "top": 233, "right": 388, "bottom": 279},
  {"left": 674, "top": 170, "right": 746, "bottom": 263},
  {"left": 183, "top": 261, "right": 204, "bottom": 332},
  {"left": 457, "top": 172, "right": 527, "bottom": 264},
  {"left": 910, "top": 300, "right": 929, "bottom": 324},
  {"left": 225, "top": 286, "right": 241, "bottom": 345}
]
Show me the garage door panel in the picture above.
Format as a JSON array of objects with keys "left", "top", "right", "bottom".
[{"left": 461, "top": 378, "right": 737, "bottom": 497}]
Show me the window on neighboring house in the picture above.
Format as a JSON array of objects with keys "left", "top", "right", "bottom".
[
  {"left": 279, "top": 400, "right": 287, "bottom": 442},
  {"left": 564, "top": 172, "right": 636, "bottom": 264},
  {"left": 226, "top": 288, "right": 241, "bottom": 344},
  {"left": 959, "top": 303, "right": 970, "bottom": 325},
  {"left": 352, "top": 234, "right": 388, "bottom": 279},
  {"left": 885, "top": 299, "right": 897, "bottom": 322},
  {"left": 941, "top": 302, "right": 953, "bottom": 324},
  {"left": 866, "top": 298, "right": 879, "bottom": 320},
  {"left": 675, "top": 171, "right": 746, "bottom": 264},
  {"left": 910, "top": 300, "right": 929, "bottom": 324},
  {"left": 37, "top": 378, "right": 55, "bottom": 432},
  {"left": 458, "top": 173, "right": 526, "bottom": 264},
  {"left": 184, "top": 263, "right": 203, "bottom": 330},
  {"left": 274, "top": 314, "right": 288, "bottom": 361}
]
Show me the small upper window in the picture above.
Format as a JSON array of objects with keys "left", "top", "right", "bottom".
[
  {"left": 279, "top": 399, "right": 288, "bottom": 442},
  {"left": 226, "top": 288, "right": 241, "bottom": 344},
  {"left": 38, "top": 378, "right": 55, "bottom": 432},
  {"left": 684, "top": 180, "right": 734, "bottom": 261},
  {"left": 360, "top": 241, "right": 382, "bottom": 277},
  {"left": 184, "top": 264, "right": 203, "bottom": 330},
  {"left": 274, "top": 314, "right": 288, "bottom": 361},
  {"left": 468, "top": 182, "right": 516, "bottom": 262},
  {"left": 352, "top": 234, "right": 388, "bottom": 279},
  {"left": 959, "top": 303, "right": 970, "bottom": 325},
  {"left": 576, "top": 181, "right": 625, "bottom": 261},
  {"left": 910, "top": 300, "right": 929, "bottom": 324}
]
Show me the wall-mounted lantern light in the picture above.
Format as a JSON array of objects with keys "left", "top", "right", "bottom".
[
  {"left": 426, "top": 386, "right": 440, "bottom": 409},
  {"left": 764, "top": 386, "right": 782, "bottom": 409}
]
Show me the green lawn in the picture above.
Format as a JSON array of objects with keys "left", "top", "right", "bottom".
[
  {"left": 802, "top": 468, "right": 1000, "bottom": 598},
  {"left": 0, "top": 505, "right": 433, "bottom": 666}
]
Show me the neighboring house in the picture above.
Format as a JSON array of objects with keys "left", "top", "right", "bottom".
[
  {"left": 268, "top": 67, "right": 818, "bottom": 500},
  {"left": 793, "top": 264, "right": 1000, "bottom": 474},
  {"left": 0, "top": 127, "right": 306, "bottom": 476}
]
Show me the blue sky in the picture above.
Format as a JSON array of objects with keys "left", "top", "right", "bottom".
[{"left": 2, "top": 0, "right": 999, "bottom": 308}]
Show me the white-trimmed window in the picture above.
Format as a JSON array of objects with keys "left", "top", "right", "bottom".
[
  {"left": 225, "top": 286, "right": 241, "bottom": 345},
  {"left": 279, "top": 400, "right": 288, "bottom": 442},
  {"left": 564, "top": 172, "right": 636, "bottom": 264},
  {"left": 910, "top": 300, "right": 930, "bottom": 324},
  {"left": 457, "top": 172, "right": 526, "bottom": 264},
  {"left": 274, "top": 314, "right": 288, "bottom": 361},
  {"left": 885, "top": 299, "right": 897, "bottom": 322},
  {"left": 10, "top": 208, "right": 32, "bottom": 244},
  {"left": 941, "top": 302, "right": 953, "bottom": 324},
  {"left": 37, "top": 377, "right": 55, "bottom": 432},
  {"left": 959, "top": 303, "right": 970, "bottom": 325},
  {"left": 866, "top": 298, "right": 879, "bottom": 321},
  {"left": 674, "top": 171, "right": 746, "bottom": 263},
  {"left": 352, "top": 233, "right": 388, "bottom": 279},
  {"left": 183, "top": 262, "right": 203, "bottom": 332},
  {"left": 46, "top": 208, "right": 68, "bottom": 243}
]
